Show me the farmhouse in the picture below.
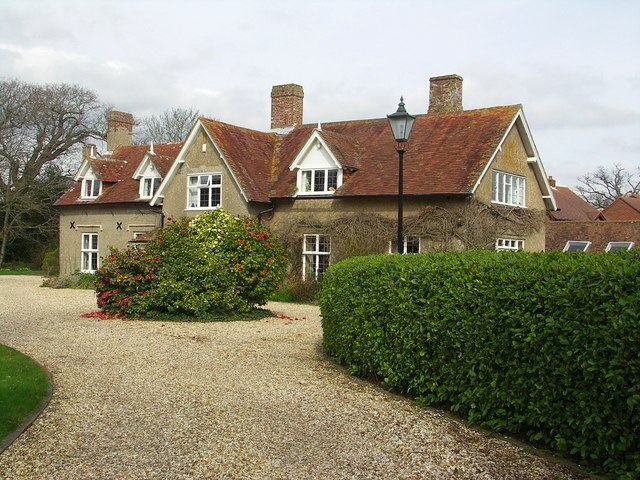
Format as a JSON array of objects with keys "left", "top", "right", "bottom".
[{"left": 56, "top": 75, "right": 557, "bottom": 277}]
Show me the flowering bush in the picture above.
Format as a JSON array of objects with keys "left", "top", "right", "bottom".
[
  {"left": 95, "top": 246, "right": 160, "bottom": 316},
  {"left": 95, "top": 209, "right": 287, "bottom": 318}
]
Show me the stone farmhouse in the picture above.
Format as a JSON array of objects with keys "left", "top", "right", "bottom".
[{"left": 56, "top": 75, "right": 558, "bottom": 278}]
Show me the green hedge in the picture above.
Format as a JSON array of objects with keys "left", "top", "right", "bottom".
[{"left": 320, "top": 251, "right": 640, "bottom": 478}]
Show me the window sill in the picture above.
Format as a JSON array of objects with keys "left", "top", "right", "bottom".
[
  {"left": 185, "top": 206, "right": 221, "bottom": 211},
  {"left": 490, "top": 200, "right": 527, "bottom": 208}
]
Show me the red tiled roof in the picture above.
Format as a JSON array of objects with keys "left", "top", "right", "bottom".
[
  {"left": 58, "top": 105, "right": 524, "bottom": 207},
  {"left": 601, "top": 196, "right": 640, "bottom": 220},
  {"left": 548, "top": 186, "right": 600, "bottom": 221},
  {"left": 55, "top": 143, "right": 183, "bottom": 207},
  {"left": 546, "top": 219, "right": 640, "bottom": 251},
  {"left": 270, "top": 105, "right": 521, "bottom": 198},
  {"left": 200, "top": 119, "right": 276, "bottom": 203}
]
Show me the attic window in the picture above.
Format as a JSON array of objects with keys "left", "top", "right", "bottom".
[
  {"left": 606, "top": 241, "right": 634, "bottom": 252},
  {"left": 563, "top": 241, "right": 591, "bottom": 252},
  {"left": 81, "top": 179, "right": 102, "bottom": 199},
  {"left": 300, "top": 168, "right": 339, "bottom": 194},
  {"left": 140, "top": 177, "right": 161, "bottom": 199}
]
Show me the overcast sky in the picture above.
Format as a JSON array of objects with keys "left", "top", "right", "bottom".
[{"left": 1, "top": 0, "right": 638, "bottom": 188}]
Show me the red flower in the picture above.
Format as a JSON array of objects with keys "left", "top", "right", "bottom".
[
  {"left": 262, "top": 269, "right": 268, "bottom": 276},
  {"left": 238, "top": 239, "right": 245, "bottom": 246},
  {"left": 266, "top": 257, "right": 273, "bottom": 263},
  {"left": 235, "top": 263, "right": 244, "bottom": 272}
]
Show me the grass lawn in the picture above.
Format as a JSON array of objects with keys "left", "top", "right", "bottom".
[
  {"left": 0, "top": 344, "right": 49, "bottom": 443},
  {"left": 0, "top": 267, "right": 44, "bottom": 276}
]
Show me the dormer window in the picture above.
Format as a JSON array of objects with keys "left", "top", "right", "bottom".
[
  {"left": 140, "top": 177, "right": 161, "bottom": 199},
  {"left": 300, "top": 168, "right": 339, "bottom": 194},
  {"left": 82, "top": 178, "right": 102, "bottom": 199}
]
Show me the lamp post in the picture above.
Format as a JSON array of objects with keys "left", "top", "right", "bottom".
[{"left": 387, "top": 97, "right": 415, "bottom": 254}]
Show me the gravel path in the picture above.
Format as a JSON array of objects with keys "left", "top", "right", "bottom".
[{"left": 0, "top": 276, "right": 591, "bottom": 479}]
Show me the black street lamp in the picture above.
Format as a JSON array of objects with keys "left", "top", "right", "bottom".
[{"left": 387, "top": 97, "right": 415, "bottom": 254}]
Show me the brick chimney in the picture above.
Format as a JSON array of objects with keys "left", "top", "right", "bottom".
[
  {"left": 271, "top": 84, "right": 304, "bottom": 131},
  {"left": 106, "top": 110, "right": 134, "bottom": 151},
  {"left": 548, "top": 176, "right": 557, "bottom": 188},
  {"left": 428, "top": 74, "right": 463, "bottom": 114}
]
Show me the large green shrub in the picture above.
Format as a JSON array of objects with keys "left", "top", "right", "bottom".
[
  {"left": 96, "top": 210, "right": 287, "bottom": 318},
  {"left": 320, "top": 251, "right": 640, "bottom": 478}
]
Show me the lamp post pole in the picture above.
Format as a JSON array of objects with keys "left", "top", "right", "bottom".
[
  {"left": 387, "top": 97, "right": 415, "bottom": 254},
  {"left": 397, "top": 145, "right": 405, "bottom": 254}
]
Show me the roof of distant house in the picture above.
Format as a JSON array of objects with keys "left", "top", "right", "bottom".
[
  {"left": 601, "top": 195, "right": 640, "bottom": 220},
  {"left": 548, "top": 185, "right": 600, "bottom": 221}
]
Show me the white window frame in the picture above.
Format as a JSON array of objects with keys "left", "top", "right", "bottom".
[
  {"left": 605, "top": 241, "right": 634, "bottom": 252},
  {"left": 496, "top": 238, "right": 524, "bottom": 252},
  {"left": 187, "top": 173, "right": 222, "bottom": 210},
  {"left": 298, "top": 168, "right": 341, "bottom": 195},
  {"left": 302, "top": 234, "right": 331, "bottom": 281},
  {"left": 81, "top": 178, "right": 102, "bottom": 199},
  {"left": 563, "top": 241, "right": 591, "bottom": 252},
  {"left": 389, "top": 236, "right": 421, "bottom": 254},
  {"left": 492, "top": 170, "right": 526, "bottom": 207},
  {"left": 140, "top": 177, "right": 161, "bottom": 199},
  {"left": 81, "top": 233, "right": 99, "bottom": 273}
]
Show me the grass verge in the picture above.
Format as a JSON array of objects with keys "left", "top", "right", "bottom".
[
  {"left": 0, "top": 267, "right": 44, "bottom": 276},
  {"left": 0, "top": 344, "right": 50, "bottom": 443}
]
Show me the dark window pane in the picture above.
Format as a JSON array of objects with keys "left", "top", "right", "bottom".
[
  {"left": 200, "top": 188, "right": 210, "bottom": 207},
  {"left": 314, "top": 170, "right": 325, "bottom": 192},
  {"left": 318, "top": 235, "right": 330, "bottom": 252},
  {"left": 212, "top": 187, "right": 221, "bottom": 207},
  {"left": 327, "top": 170, "right": 338, "bottom": 190}
]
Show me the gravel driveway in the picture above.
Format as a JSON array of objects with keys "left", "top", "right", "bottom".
[{"left": 0, "top": 276, "right": 591, "bottom": 479}]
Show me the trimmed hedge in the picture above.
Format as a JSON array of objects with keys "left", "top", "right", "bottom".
[{"left": 320, "top": 251, "right": 640, "bottom": 478}]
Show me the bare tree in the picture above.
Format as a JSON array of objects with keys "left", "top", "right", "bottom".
[
  {"left": 575, "top": 164, "right": 640, "bottom": 209},
  {"left": 134, "top": 107, "right": 201, "bottom": 144},
  {"left": 0, "top": 79, "right": 105, "bottom": 267}
]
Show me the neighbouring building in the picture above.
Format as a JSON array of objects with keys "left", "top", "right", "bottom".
[
  {"left": 545, "top": 178, "right": 638, "bottom": 252},
  {"left": 57, "top": 75, "right": 558, "bottom": 279},
  {"left": 546, "top": 177, "right": 601, "bottom": 221},
  {"left": 54, "top": 111, "right": 182, "bottom": 275},
  {"left": 600, "top": 195, "right": 640, "bottom": 221}
]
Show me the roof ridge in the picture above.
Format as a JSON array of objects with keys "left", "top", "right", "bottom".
[
  {"left": 621, "top": 196, "right": 640, "bottom": 213},
  {"left": 200, "top": 117, "right": 277, "bottom": 137}
]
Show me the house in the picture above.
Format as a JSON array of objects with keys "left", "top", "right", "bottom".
[
  {"left": 546, "top": 177, "right": 601, "bottom": 221},
  {"left": 543, "top": 179, "right": 639, "bottom": 252},
  {"left": 56, "top": 75, "right": 557, "bottom": 278},
  {"left": 600, "top": 195, "right": 640, "bottom": 221},
  {"left": 55, "top": 111, "right": 182, "bottom": 275}
]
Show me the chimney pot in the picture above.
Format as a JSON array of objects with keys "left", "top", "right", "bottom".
[
  {"left": 271, "top": 84, "right": 304, "bottom": 131},
  {"left": 548, "top": 176, "right": 557, "bottom": 188},
  {"left": 82, "top": 143, "right": 97, "bottom": 160},
  {"left": 106, "top": 110, "right": 134, "bottom": 151},
  {"left": 428, "top": 74, "right": 463, "bottom": 114}
]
